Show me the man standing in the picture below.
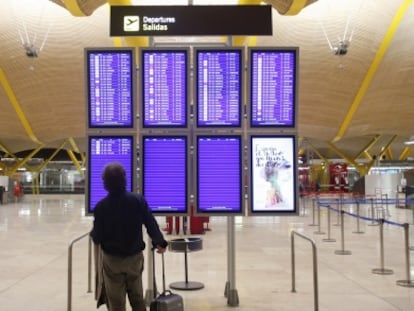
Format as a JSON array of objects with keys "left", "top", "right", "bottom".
[{"left": 90, "top": 162, "right": 168, "bottom": 311}]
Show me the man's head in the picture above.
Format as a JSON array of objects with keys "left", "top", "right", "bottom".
[{"left": 102, "top": 162, "right": 127, "bottom": 193}]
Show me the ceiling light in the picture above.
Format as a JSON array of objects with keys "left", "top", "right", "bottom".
[{"left": 404, "top": 136, "right": 414, "bottom": 145}]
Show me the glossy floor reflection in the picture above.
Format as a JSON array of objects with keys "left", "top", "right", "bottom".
[{"left": 1, "top": 194, "right": 414, "bottom": 310}]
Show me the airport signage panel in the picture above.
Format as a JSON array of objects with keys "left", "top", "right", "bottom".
[
  {"left": 110, "top": 5, "right": 272, "bottom": 36},
  {"left": 141, "top": 48, "right": 189, "bottom": 128},
  {"left": 196, "top": 135, "right": 243, "bottom": 215},
  {"left": 87, "top": 135, "right": 135, "bottom": 214},
  {"left": 142, "top": 136, "right": 188, "bottom": 215},
  {"left": 85, "top": 48, "right": 135, "bottom": 129}
]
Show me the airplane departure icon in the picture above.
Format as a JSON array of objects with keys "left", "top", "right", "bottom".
[
  {"left": 124, "top": 16, "right": 139, "bottom": 31},
  {"left": 126, "top": 18, "right": 137, "bottom": 26}
]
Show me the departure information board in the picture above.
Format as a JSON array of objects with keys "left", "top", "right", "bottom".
[
  {"left": 250, "top": 48, "right": 297, "bottom": 127},
  {"left": 86, "top": 49, "right": 134, "bottom": 128},
  {"left": 196, "top": 49, "right": 242, "bottom": 127},
  {"left": 142, "top": 136, "right": 187, "bottom": 214},
  {"left": 87, "top": 135, "right": 134, "bottom": 213},
  {"left": 142, "top": 49, "right": 188, "bottom": 128},
  {"left": 197, "top": 136, "right": 242, "bottom": 214}
]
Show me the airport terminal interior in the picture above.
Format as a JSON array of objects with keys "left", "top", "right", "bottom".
[
  {"left": 1, "top": 194, "right": 414, "bottom": 310},
  {"left": 1, "top": 0, "right": 414, "bottom": 310}
]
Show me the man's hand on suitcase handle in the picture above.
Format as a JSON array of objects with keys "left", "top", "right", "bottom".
[{"left": 155, "top": 245, "right": 167, "bottom": 254}]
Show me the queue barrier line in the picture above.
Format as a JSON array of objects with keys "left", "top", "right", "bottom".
[
  {"left": 309, "top": 198, "right": 414, "bottom": 288},
  {"left": 317, "top": 200, "right": 406, "bottom": 227}
]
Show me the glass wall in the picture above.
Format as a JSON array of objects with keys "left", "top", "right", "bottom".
[{"left": 13, "top": 162, "right": 85, "bottom": 194}]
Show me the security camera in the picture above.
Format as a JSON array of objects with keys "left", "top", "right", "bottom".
[
  {"left": 332, "top": 40, "right": 350, "bottom": 56},
  {"left": 24, "top": 44, "right": 38, "bottom": 58}
]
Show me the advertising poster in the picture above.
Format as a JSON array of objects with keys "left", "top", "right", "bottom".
[{"left": 251, "top": 136, "right": 297, "bottom": 214}]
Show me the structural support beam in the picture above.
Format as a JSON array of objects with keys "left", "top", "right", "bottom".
[
  {"left": 354, "top": 135, "right": 380, "bottom": 160},
  {"left": 63, "top": 0, "right": 87, "bottom": 17},
  {"left": 305, "top": 140, "right": 329, "bottom": 164},
  {"left": 67, "top": 149, "right": 84, "bottom": 176},
  {"left": 377, "top": 135, "right": 397, "bottom": 160},
  {"left": 0, "top": 68, "right": 42, "bottom": 145},
  {"left": 399, "top": 147, "right": 413, "bottom": 161},
  {"left": 285, "top": 0, "right": 308, "bottom": 15},
  {"left": 68, "top": 137, "right": 85, "bottom": 164},
  {"left": 8, "top": 145, "right": 44, "bottom": 176},
  {"left": 363, "top": 150, "right": 373, "bottom": 161},
  {"left": 35, "top": 140, "right": 67, "bottom": 173},
  {"left": 332, "top": 0, "right": 414, "bottom": 142},
  {"left": 327, "top": 142, "right": 358, "bottom": 168},
  {"left": 385, "top": 147, "right": 393, "bottom": 161}
]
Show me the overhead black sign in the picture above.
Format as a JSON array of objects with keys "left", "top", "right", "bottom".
[{"left": 110, "top": 5, "right": 272, "bottom": 37}]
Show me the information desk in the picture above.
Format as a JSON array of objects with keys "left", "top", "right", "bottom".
[{"left": 168, "top": 238, "right": 204, "bottom": 290}]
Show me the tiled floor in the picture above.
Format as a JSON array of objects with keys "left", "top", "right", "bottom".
[{"left": 0, "top": 194, "right": 414, "bottom": 310}]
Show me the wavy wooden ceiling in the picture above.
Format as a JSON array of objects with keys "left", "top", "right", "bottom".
[{"left": 0, "top": 0, "right": 413, "bottom": 161}]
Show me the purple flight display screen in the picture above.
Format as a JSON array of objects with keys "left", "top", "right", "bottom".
[
  {"left": 196, "top": 49, "right": 242, "bottom": 127},
  {"left": 250, "top": 135, "right": 297, "bottom": 215},
  {"left": 197, "top": 136, "right": 242, "bottom": 214},
  {"left": 142, "top": 49, "right": 188, "bottom": 127},
  {"left": 142, "top": 136, "right": 187, "bottom": 214},
  {"left": 250, "top": 49, "right": 297, "bottom": 127},
  {"left": 87, "top": 49, "right": 134, "bottom": 128},
  {"left": 87, "top": 136, "right": 134, "bottom": 213}
]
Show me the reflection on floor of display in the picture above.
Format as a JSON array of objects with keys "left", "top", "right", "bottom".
[{"left": 0, "top": 194, "right": 414, "bottom": 310}]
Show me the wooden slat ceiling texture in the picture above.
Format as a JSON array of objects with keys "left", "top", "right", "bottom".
[{"left": 0, "top": 0, "right": 413, "bottom": 161}]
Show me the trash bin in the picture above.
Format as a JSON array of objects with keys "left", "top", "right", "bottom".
[{"left": 168, "top": 238, "right": 204, "bottom": 290}]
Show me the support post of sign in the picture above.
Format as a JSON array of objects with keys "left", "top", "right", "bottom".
[
  {"left": 144, "top": 36, "right": 157, "bottom": 306},
  {"left": 224, "top": 35, "right": 239, "bottom": 307},
  {"left": 226, "top": 216, "right": 239, "bottom": 306}
]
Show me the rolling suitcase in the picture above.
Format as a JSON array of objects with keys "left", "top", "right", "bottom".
[{"left": 150, "top": 250, "right": 184, "bottom": 311}]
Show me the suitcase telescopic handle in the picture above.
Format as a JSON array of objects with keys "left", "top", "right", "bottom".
[
  {"left": 161, "top": 252, "right": 166, "bottom": 292},
  {"left": 152, "top": 248, "right": 167, "bottom": 293},
  {"left": 152, "top": 248, "right": 157, "bottom": 298}
]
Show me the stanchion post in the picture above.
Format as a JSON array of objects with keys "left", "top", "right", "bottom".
[
  {"left": 396, "top": 223, "right": 414, "bottom": 287},
  {"left": 353, "top": 201, "right": 364, "bottom": 234},
  {"left": 368, "top": 198, "right": 378, "bottom": 226},
  {"left": 68, "top": 242, "right": 73, "bottom": 311},
  {"left": 314, "top": 203, "right": 325, "bottom": 235},
  {"left": 300, "top": 195, "right": 305, "bottom": 216},
  {"left": 372, "top": 219, "right": 393, "bottom": 275},
  {"left": 412, "top": 202, "right": 414, "bottom": 226},
  {"left": 291, "top": 231, "right": 319, "bottom": 311},
  {"left": 385, "top": 193, "right": 391, "bottom": 217},
  {"left": 291, "top": 232, "right": 296, "bottom": 293},
  {"left": 323, "top": 206, "right": 336, "bottom": 242},
  {"left": 67, "top": 232, "right": 90, "bottom": 311},
  {"left": 334, "top": 198, "right": 341, "bottom": 226},
  {"left": 334, "top": 211, "right": 352, "bottom": 255},
  {"left": 411, "top": 200, "right": 414, "bottom": 225},
  {"left": 309, "top": 198, "right": 318, "bottom": 227}
]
